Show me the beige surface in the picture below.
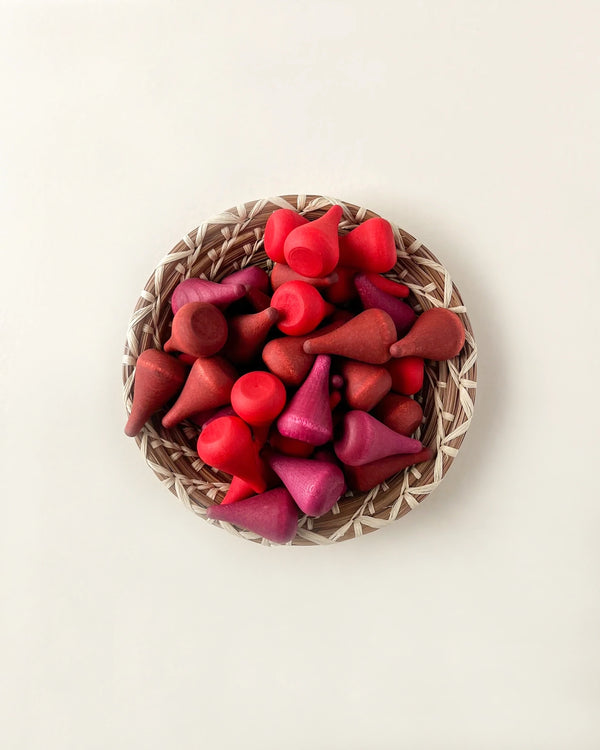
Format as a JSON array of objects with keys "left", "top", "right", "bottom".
[{"left": 1, "top": 2, "right": 599, "bottom": 748}]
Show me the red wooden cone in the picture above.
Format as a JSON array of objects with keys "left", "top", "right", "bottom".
[
  {"left": 344, "top": 447, "right": 434, "bottom": 491},
  {"left": 264, "top": 209, "right": 309, "bottom": 264},
  {"left": 303, "top": 309, "right": 396, "bottom": 365},
  {"left": 221, "top": 476, "right": 257, "bottom": 505},
  {"left": 329, "top": 390, "right": 342, "bottom": 410},
  {"left": 125, "top": 349, "right": 187, "bottom": 437},
  {"left": 354, "top": 273, "right": 416, "bottom": 336},
  {"left": 262, "top": 336, "right": 315, "bottom": 387},
  {"left": 323, "top": 266, "right": 358, "bottom": 305},
  {"left": 245, "top": 286, "right": 272, "bottom": 312},
  {"left": 365, "top": 273, "right": 409, "bottom": 298},
  {"left": 334, "top": 410, "right": 422, "bottom": 466},
  {"left": 373, "top": 393, "right": 423, "bottom": 436},
  {"left": 270, "top": 263, "right": 338, "bottom": 291},
  {"left": 271, "top": 280, "right": 327, "bottom": 335},
  {"left": 164, "top": 302, "right": 228, "bottom": 358},
  {"left": 207, "top": 487, "right": 298, "bottom": 544},
  {"left": 268, "top": 427, "right": 315, "bottom": 458},
  {"left": 277, "top": 355, "right": 332, "bottom": 445},
  {"left": 231, "top": 371, "right": 286, "bottom": 426},
  {"left": 222, "top": 266, "right": 269, "bottom": 292},
  {"left": 197, "top": 416, "right": 266, "bottom": 492},
  {"left": 390, "top": 308, "right": 466, "bottom": 360},
  {"left": 222, "top": 307, "right": 279, "bottom": 365},
  {"left": 283, "top": 205, "right": 342, "bottom": 278},
  {"left": 267, "top": 453, "right": 345, "bottom": 517},
  {"left": 338, "top": 218, "right": 397, "bottom": 272},
  {"left": 171, "top": 278, "right": 245, "bottom": 314},
  {"left": 386, "top": 357, "right": 424, "bottom": 395},
  {"left": 339, "top": 360, "right": 392, "bottom": 411},
  {"left": 162, "top": 356, "right": 237, "bottom": 429}
]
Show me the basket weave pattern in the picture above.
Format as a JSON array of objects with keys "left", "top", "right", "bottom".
[{"left": 122, "top": 195, "right": 477, "bottom": 545}]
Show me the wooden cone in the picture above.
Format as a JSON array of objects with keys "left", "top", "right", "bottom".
[
  {"left": 222, "top": 307, "right": 279, "bottom": 364},
  {"left": 264, "top": 209, "right": 309, "bottom": 264},
  {"left": 277, "top": 355, "right": 332, "bottom": 445},
  {"left": 171, "top": 278, "right": 245, "bottom": 314},
  {"left": 207, "top": 488, "right": 298, "bottom": 544},
  {"left": 164, "top": 302, "right": 228, "bottom": 358},
  {"left": 303, "top": 309, "right": 396, "bottom": 364},
  {"left": 267, "top": 453, "right": 345, "bottom": 517},
  {"left": 270, "top": 263, "right": 338, "bottom": 291},
  {"left": 284, "top": 205, "right": 342, "bottom": 278},
  {"left": 390, "top": 308, "right": 466, "bottom": 360},
  {"left": 343, "top": 447, "right": 434, "bottom": 491},
  {"left": 338, "top": 217, "right": 397, "bottom": 272},
  {"left": 340, "top": 360, "right": 392, "bottom": 411},
  {"left": 354, "top": 273, "right": 416, "bottom": 336},
  {"left": 373, "top": 393, "right": 423, "bottom": 436},
  {"left": 334, "top": 410, "right": 422, "bottom": 466}
]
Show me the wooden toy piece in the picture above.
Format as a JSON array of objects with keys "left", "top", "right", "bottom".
[
  {"left": 386, "top": 357, "right": 424, "bottom": 395},
  {"left": 222, "top": 307, "right": 279, "bottom": 365},
  {"left": 329, "top": 390, "right": 342, "bottom": 410},
  {"left": 164, "top": 302, "right": 228, "bottom": 358},
  {"left": 245, "top": 286, "right": 272, "bottom": 312},
  {"left": 207, "top": 487, "right": 298, "bottom": 544},
  {"left": 262, "top": 336, "right": 315, "bottom": 387},
  {"left": 264, "top": 209, "right": 309, "bottom": 264},
  {"left": 221, "top": 476, "right": 256, "bottom": 505},
  {"left": 354, "top": 273, "right": 416, "bottom": 337},
  {"left": 231, "top": 371, "right": 286, "bottom": 426},
  {"left": 365, "top": 273, "right": 409, "bottom": 298},
  {"left": 196, "top": 404, "right": 236, "bottom": 429},
  {"left": 277, "top": 355, "right": 333, "bottom": 445},
  {"left": 267, "top": 453, "right": 345, "bottom": 517},
  {"left": 178, "top": 352, "right": 198, "bottom": 366},
  {"left": 343, "top": 447, "right": 434, "bottom": 491},
  {"left": 197, "top": 416, "right": 266, "bottom": 492},
  {"left": 162, "top": 356, "right": 237, "bottom": 429},
  {"left": 338, "top": 217, "right": 397, "bottom": 273},
  {"left": 323, "top": 266, "right": 358, "bottom": 305},
  {"left": 303, "top": 309, "right": 396, "bottom": 365},
  {"left": 373, "top": 393, "right": 423, "bottom": 436},
  {"left": 171, "top": 278, "right": 245, "bottom": 314},
  {"left": 284, "top": 205, "right": 342, "bottom": 278},
  {"left": 222, "top": 266, "right": 269, "bottom": 292},
  {"left": 313, "top": 448, "right": 347, "bottom": 495},
  {"left": 188, "top": 407, "right": 219, "bottom": 427},
  {"left": 271, "top": 280, "right": 327, "bottom": 336},
  {"left": 339, "top": 360, "right": 392, "bottom": 412},
  {"left": 334, "top": 410, "right": 423, "bottom": 466},
  {"left": 268, "top": 428, "right": 315, "bottom": 458},
  {"left": 330, "top": 374, "right": 344, "bottom": 389},
  {"left": 390, "top": 308, "right": 465, "bottom": 360},
  {"left": 270, "top": 263, "right": 338, "bottom": 291},
  {"left": 125, "top": 349, "right": 187, "bottom": 437}
]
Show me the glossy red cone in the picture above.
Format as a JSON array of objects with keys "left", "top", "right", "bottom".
[
  {"left": 340, "top": 360, "right": 392, "bottom": 411},
  {"left": 271, "top": 280, "right": 327, "bottom": 335},
  {"left": 338, "top": 218, "right": 397, "bottom": 273},
  {"left": 303, "top": 309, "right": 396, "bottom": 364},
  {"left": 207, "top": 487, "right": 298, "bottom": 544},
  {"left": 222, "top": 265, "right": 269, "bottom": 292},
  {"left": 373, "top": 393, "right": 423, "bottom": 436},
  {"left": 270, "top": 263, "right": 338, "bottom": 291},
  {"left": 390, "top": 308, "right": 466, "bottom": 360},
  {"left": 231, "top": 371, "right": 286, "bottom": 426},
  {"left": 164, "top": 302, "right": 228, "bottom": 358},
  {"left": 222, "top": 307, "right": 279, "bottom": 364},
  {"left": 197, "top": 416, "right": 266, "bottom": 492},
  {"left": 354, "top": 273, "right": 416, "bottom": 336},
  {"left": 264, "top": 209, "right": 309, "bottom": 264},
  {"left": 277, "top": 355, "right": 332, "bottom": 445},
  {"left": 171, "top": 278, "right": 245, "bottom": 314},
  {"left": 125, "top": 349, "right": 187, "bottom": 437},
  {"left": 262, "top": 336, "right": 315, "bottom": 386},
  {"left": 267, "top": 453, "right": 345, "bottom": 517},
  {"left": 284, "top": 205, "right": 342, "bottom": 278},
  {"left": 334, "top": 410, "right": 423, "bottom": 466},
  {"left": 365, "top": 273, "right": 409, "bottom": 298},
  {"left": 344, "top": 447, "right": 434, "bottom": 491},
  {"left": 323, "top": 266, "right": 358, "bottom": 305},
  {"left": 162, "top": 356, "right": 237, "bottom": 429},
  {"left": 386, "top": 356, "right": 424, "bottom": 395}
]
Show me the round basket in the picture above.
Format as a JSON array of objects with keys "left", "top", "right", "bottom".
[{"left": 122, "top": 195, "right": 477, "bottom": 545}]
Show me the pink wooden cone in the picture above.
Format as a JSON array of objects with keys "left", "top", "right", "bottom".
[
  {"left": 270, "top": 263, "right": 338, "bottom": 291},
  {"left": 354, "top": 273, "right": 416, "bottom": 336},
  {"left": 303, "top": 309, "right": 396, "bottom": 364},
  {"left": 267, "top": 453, "right": 345, "bottom": 517},
  {"left": 222, "top": 307, "right": 279, "bottom": 364},
  {"left": 284, "top": 205, "right": 342, "bottom": 278},
  {"left": 221, "top": 266, "right": 269, "bottom": 292},
  {"left": 264, "top": 209, "right": 309, "bottom": 264},
  {"left": 207, "top": 488, "right": 298, "bottom": 544},
  {"left": 164, "top": 302, "right": 228, "bottom": 358},
  {"left": 390, "top": 308, "right": 466, "bottom": 360},
  {"left": 334, "top": 410, "right": 423, "bottom": 466},
  {"left": 338, "top": 218, "right": 397, "bottom": 272},
  {"left": 171, "top": 278, "right": 245, "bottom": 314},
  {"left": 277, "top": 355, "right": 332, "bottom": 445},
  {"left": 339, "top": 360, "right": 392, "bottom": 411},
  {"left": 343, "top": 447, "right": 434, "bottom": 491}
]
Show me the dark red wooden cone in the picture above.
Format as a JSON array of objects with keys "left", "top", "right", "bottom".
[
  {"left": 222, "top": 307, "right": 279, "bottom": 364},
  {"left": 267, "top": 453, "right": 345, "bottom": 517},
  {"left": 222, "top": 266, "right": 269, "bottom": 292},
  {"left": 386, "top": 357, "right": 425, "bottom": 395},
  {"left": 334, "top": 410, "right": 423, "bottom": 466},
  {"left": 270, "top": 263, "right": 338, "bottom": 291},
  {"left": 262, "top": 336, "right": 315, "bottom": 386},
  {"left": 390, "top": 308, "right": 465, "bottom": 360},
  {"left": 162, "top": 356, "right": 237, "bottom": 429},
  {"left": 343, "top": 447, "right": 434, "bottom": 491},
  {"left": 284, "top": 205, "right": 342, "bottom": 278},
  {"left": 164, "top": 302, "right": 228, "bottom": 358},
  {"left": 338, "top": 218, "right": 397, "bottom": 272},
  {"left": 264, "top": 209, "right": 309, "bottom": 264},
  {"left": 245, "top": 286, "right": 272, "bottom": 312},
  {"left": 323, "top": 266, "right": 358, "bottom": 305},
  {"left": 373, "top": 393, "right": 423, "bottom": 436},
  {"left": 171, "top": 278, "right": 245, "bottom": 314},
  {"left": 303, "top": 309, "right": 396, "bottom": 364},
  {"left": 340, "top": 360, "right": 392, "bottom": 411},
  {"left": 354, "top": 273, "right": 416, "bottom": 336},
  {"left": 207, "top": 487, "right": 298, "bottom": 544},
  {"left": 125, "top": 349, "right": 187, "bottom": 437},
  {"left": 277, "top": 355, "right": 332, "bottom": 445}
]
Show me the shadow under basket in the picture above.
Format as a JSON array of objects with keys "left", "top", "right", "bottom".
[{"left": 122, "top": 195, "right": 478, "bottom": 546}]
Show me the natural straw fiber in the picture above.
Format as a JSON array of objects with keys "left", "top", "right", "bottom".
[{"left": 122, "top": 195, "right": 477, "bottom": 545}]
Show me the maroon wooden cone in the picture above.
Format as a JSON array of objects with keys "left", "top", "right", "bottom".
[
  {"left": 267, "top": 452, "right": 345, "bottom": 517},
  {"left": 270, "top": 263, "right": 338, "bottom": 291},
  {"left": 262, "top": 336, "right": 315, "bottom": 386},
  {"left": 164, "top": 302, "right": 228, "bottom": 358},
  {"left": 221, "top": 266, "right": 269, "bottom": 292},
  {"left": 343, "top": 447, "right": 434, "bottom": 491},
  {"left": 207, "top": 488, "right": 298, "bottom": 544},
  {"left": 303, "top": 309, "right": 396, "bottom": 364},
  {"left": 354, "top": 273, "right": 416, "bottom": 337},
  {"left": 222, "top": 307, "right": 279, "bottom": 364},
  {"left": 245, "top": 286, "right": 272, "bottom": 312},
  {"left": 162, "top": 356, "right": 237, "bottom": 429},
  {"left": 338, "top": 217, "right": 397, "bottom": 273},
  {"left": 334, "top": 410, "right": 423, "bottom": 466},
  {"left": 277, "top": 355, "right": 332, "bottom": 445},
  {"left": 171, "top": 278, "right": 245, "bottom": 314},
  {"left": 390, "top": 308, "right": 466, "bottom": 360},
  {"left": 125, "top": 349, "right": 187, "bottom": 437},
  {"left": 373, "top": 393, "right": 423, "bottom": 436},
  {"left": 283, "top": 205, "right": 342, "bottom": 278},
  {"left": 340, "top": 360, "right": 392, "bottom": 411}
]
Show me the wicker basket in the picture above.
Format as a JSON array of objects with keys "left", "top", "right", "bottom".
[{"left": 122, "top": 195, "right": 477, "bottom": 545}]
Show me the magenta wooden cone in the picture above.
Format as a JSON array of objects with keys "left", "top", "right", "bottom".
[
  {"left": 164, "top": 302, "right": 228, "bottom": 358},
  {"left": 277, "top": 355, "right": 332, "bottom": 445},
  {"left": 354, "top": 273, "right": 416, "bottom": 337},
  {"left": 171, "top": 278, "right": 245, "bottom": 314},
  {"left": 267, "top": 452, "right": 345, "bottom": 517},
  {"left": 303, "top": 309, "right": 396, "bottom": 364},
  {"left": 206, "top": 488, "right": 298, "bottom": 544},
  {"left": 125, "top": 349, "right": 187, "bottom": 437},
  {"left": 270, "top": 263, "right": 338, "bottom": 291},
  {"left": 284, "top": 205, "right": 342, "bottom": 278},
  {"left": 334, "top": 410, "right": 423, "bottom": 466},
  {"left": 222, "top": 307, "right": 279, "bottom": 364},
  {"left": 390, "top": 308, "right": 466, "bottom": 360},
  {"left": 222, "top": 266, "right": 270, "bottom": 292}
]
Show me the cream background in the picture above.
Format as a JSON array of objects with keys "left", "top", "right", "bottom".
[{"left": 1, "top": 2, "right": 599, "bottom": 748}]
